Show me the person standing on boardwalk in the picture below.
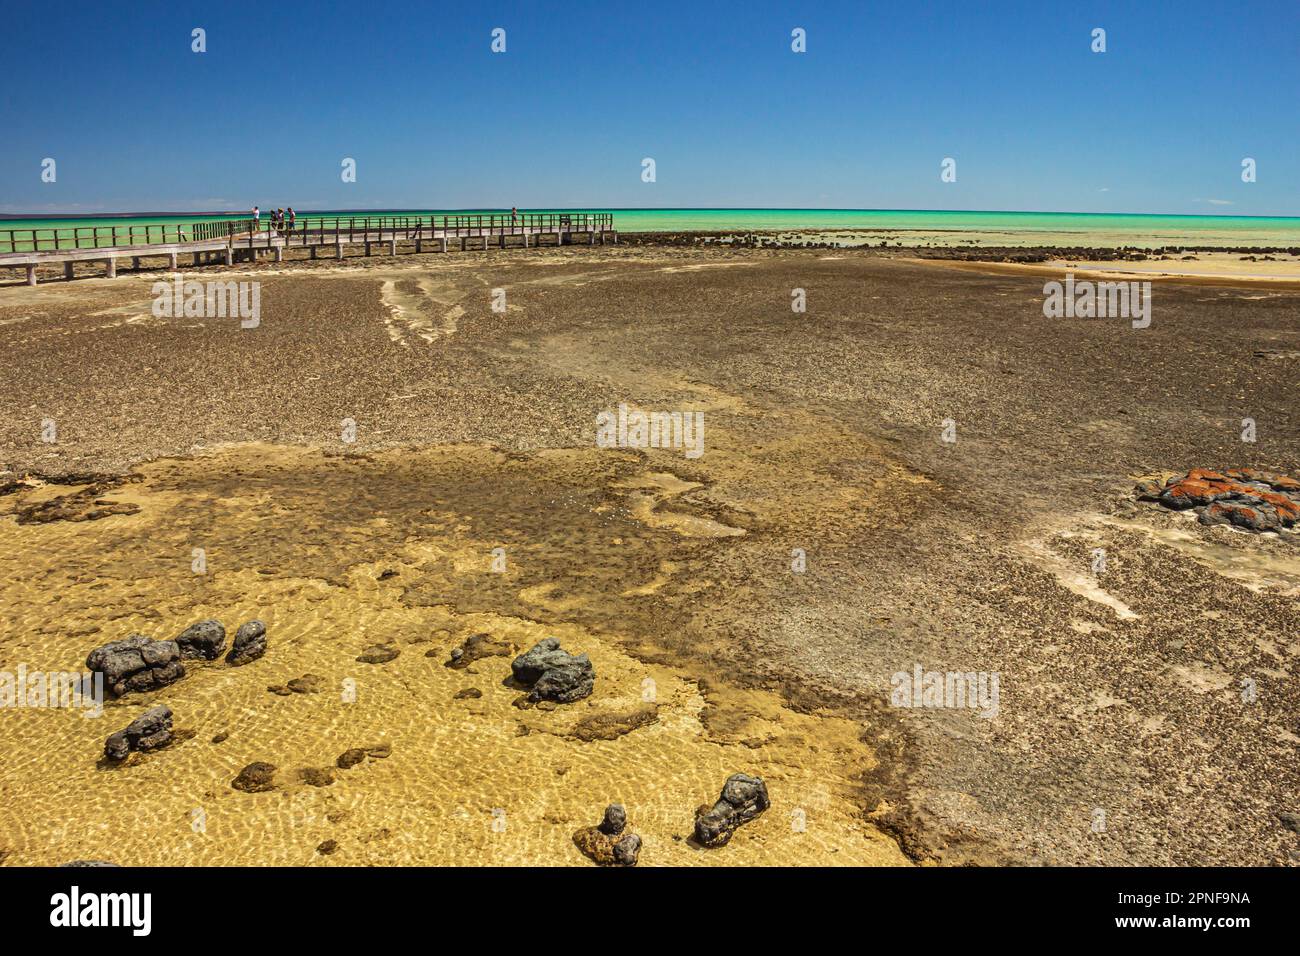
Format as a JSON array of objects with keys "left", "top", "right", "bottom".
[
  {"left": 287, "top": 207, "right": 296, "bottom": 233},
  {"left": 252, "top": 206, "right": 260, "bottom": 233}
]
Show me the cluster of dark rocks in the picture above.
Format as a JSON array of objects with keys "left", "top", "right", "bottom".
[
  {"left": 570, "top": 773, "right": 770, "bottom": 865},
  {"left": 573, "top": 804, "right": 641, "bottom": 866},
  {"left": 694, "top": 773, "right": 771, "bottom": 847},
  {"left": 1137, "top": 468, "right": 1300, "bottom": 532},
  {"left": 86, "top": 618, "right": 268, "bottom": 698},
  {"left": 510, "top": 638, "right": 595, "bottom": 703},
  {"left": 89, "top": 619, "right": 267, "bottom": 762},
  {"left": 228, "top": 745, "right": 392, "bottom": 795},
  {"left": 103, "top": 705, "right": 173, "bottom": 762}
]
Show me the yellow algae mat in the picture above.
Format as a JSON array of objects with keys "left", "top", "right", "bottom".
[{"left": 0, "top": 443, "right": 907, "bottom": 866}]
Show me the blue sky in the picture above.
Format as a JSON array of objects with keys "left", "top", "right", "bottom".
[{"left": 1, "top": 0, "right": 1296, "bottom": 215}]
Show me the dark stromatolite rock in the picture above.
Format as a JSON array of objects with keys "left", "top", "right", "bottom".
[
  {"left": 232, "top": 761, "right": 277, "bottom": 792},
  {"left": 612, "top": 833, "right": 641, "bottom": 866},
  {"left": 226, "top": 620, "right": 267, "bottom": 666},
  {"left": 356, "top": 644, "right": 399, "bottom": 664},
  {"left": 532, "top": 657, "right": 595, "bottom": 703},
  {"left": 62, "top": 860, "right": 120, "bottom": 867},
  {"left": 175, "top": 619, "right": 227, "bottom": 660},
  {"left": 599, "top": 804, "right": 626, "bottom": 836},
  {"left": 573, "top": 804, "right": 641, "bottom": 866},
  {"left": 337, "top": 748, "right": 367, "bottom": 769},
  {"left": 510, "top": 637, "right": 568, "bottom": 683},
  {"left": 336, "top": 744, "right": 391, "bottom": 770},
  {"left": 86, "top": 635, "right": 185, "bottom": 697},
  {"left": 104, "top": 705, "right": 174, "bottom": 762},
  {"left": 694, "top": 773, "right": 770, "bottom": 847},
  {"left": 510, "top": 638, "right": 595, "bottom": 703}
]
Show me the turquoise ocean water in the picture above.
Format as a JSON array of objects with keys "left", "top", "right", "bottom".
[{"left": 3, "top": 209, "right": 1300, "bottom": 249}]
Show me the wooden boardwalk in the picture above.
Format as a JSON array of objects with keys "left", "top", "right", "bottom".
[{"left": 1, "top": 213, "right": 617, "bottom": 285}]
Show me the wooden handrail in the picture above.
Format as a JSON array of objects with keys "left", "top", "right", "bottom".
[{"left": 0, "top": 212, "right": 615, "bottom": 254}]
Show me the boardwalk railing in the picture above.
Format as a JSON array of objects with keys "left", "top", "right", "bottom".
[{"left": 1, "top": 213, "right": 615, "bottom": 254}]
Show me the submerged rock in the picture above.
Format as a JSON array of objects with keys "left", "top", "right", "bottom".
[
  {"left": 336, "top": 743, "right": 391, "bottom": 770},
  {"left": 104, "top": 705, "right": 173, "bottom": 762},
  {"left": 226, "top": 620, "right": 267, "bottom": 666},
  {"left": 569, "top": 705, "right": 657, "bottom": 742},
  {"left": 573, "top": 804, "right": 641, "bottom": 866},
  {"left": 356, "top": 644, "right": 399, "bottom": 664},
  {"left": 14, "top": 485, "right": 139, "bottom": 525},
  {"left": 298, "top": 767, "right": 336, "bottom": 788},
  {"left": 86, "top": 635, "right": 185, "bottom": 697},
  {"left": 446, "top": 632, "right": 514, "bottom": 669},
  {"left": 232, "top": 761, "right": 278, "bottom": 792},
  {"left": 175, "top": 619, "right": 227, "bottom": 660},
  {"left": 693, "top": 773, "right": 770, "bottom": 847},
  {"left": 510, "top": 638, "right": 595, "bottom": 703},
  {"left": 269, "top": 674, "right": 324, "bottom": 695},
  {"left": 337, "top": 748, "right": 367, "bottom": 769}
]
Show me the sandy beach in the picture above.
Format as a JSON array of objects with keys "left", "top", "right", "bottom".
[{"left": 1, "top": 243, "right": 1297, "bottom": 867}]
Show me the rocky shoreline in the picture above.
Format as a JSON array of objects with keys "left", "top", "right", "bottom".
[{"left": 616, "top": 229, "right": 1300, "bottom": 262}]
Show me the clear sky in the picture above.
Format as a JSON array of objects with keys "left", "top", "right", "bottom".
[{"left": 1, "top": 0, "right": 1296, "bottom": 216}]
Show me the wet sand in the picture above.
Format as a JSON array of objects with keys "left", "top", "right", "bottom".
[{"left": 1, "top": 245, "right": 1298, "bottom": 866}]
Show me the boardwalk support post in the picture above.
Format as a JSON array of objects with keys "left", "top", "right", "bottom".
[
  {"left": 106, "top": 258, "right": 117, "bottom": 278},
  {"left": 65, "top": 262, "right": 74, "bottom": 280},
  {"left": 26, "top": 264, "right": 37, "bottom": 286}
]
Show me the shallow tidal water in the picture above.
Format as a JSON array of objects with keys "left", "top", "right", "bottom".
[{"left": 0, "top": 443, "right": 907, "bottom": 866}]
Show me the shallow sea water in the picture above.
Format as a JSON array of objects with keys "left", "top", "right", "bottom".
[{"left": 0, "top": 443, "right": 908, "bottom": 866}]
